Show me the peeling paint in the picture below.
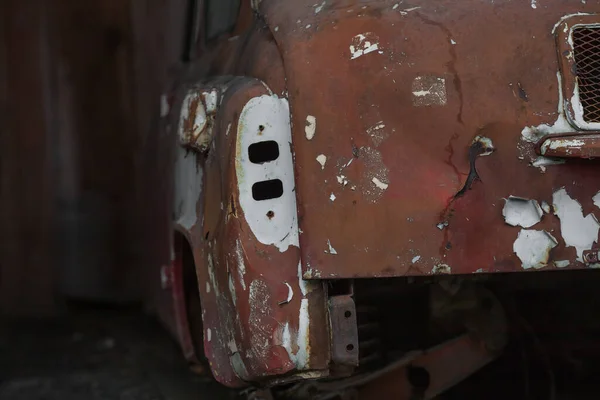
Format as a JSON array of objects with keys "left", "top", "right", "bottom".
[
  {"left": 514, "top": 229, "right": 557, "bottom": 269},
  {"left": 206, "top": 281, "right": 211, "bottom": 294},
  {"left": 326, "top": 239, "right": 338, "bottom": 255},
  {"left": 349, "top": 32, "right": 380, "bottom": 60},
  {"left": 228, "top": 272, "right": 237, "bottom": 305},
  {"left": 305, "top": 115, "right": 316, "bottom": 140},
  {"left": 235, "top": 239, "right": 247, "bottom": 291},
  {"left": 314, "top": 1, "right": 326, "bottom": 14},
  {"left": 316, "top": 154, "right": 327, "bottom": 169},
  {"left": 541, "top": 201, "right": 551, "bottom": 214},
  {"left": 336, "top": 175, "right": 349, "bottom": 186},
  {"left": 432, "top": 264, "right": 451, "bottom": 274},
  {"left": 502, "top": 196, "right": 543, "bottom": 228},
  {"left": 540, "top": 138, "right": 586, "bottom": 155},
  {"left": 531, "top": 156, "right": 565, "bottom": 172},
  {"left": 207, "top": 328, "right": 212, "bottom": 342},
  {"left": 281, "top": 299, "right": 311, "bottom": 369},
  {"left": 553, "top": 188, "right": 600, "bottom": 261},
  {"left": 236, "top": 95, "right": 299, "bottom": 252},
  {"left": 372, "top": 177, "right": 389, "bottom": 191},
  {"left": 412, "top": 76, "right": 447, "bottom": 106},
  {"left": 554, "top": 260, "right": 570, "bottom": 268},
  {"left": 281, "top": 282, "right": 294, "bottom": 304},
  {"left": 472, "top": 136, "right": 495, "bottom": 156},
  {"left": 329, "top": 193, "right": 336, "bottom": 202},
  {"left": 173, "top": 146, "right": 203, "bottom": 230},
  {"left": 412, "top": 255, "right": 421, "bottom": 263},
  {"left": 552, "top": 13, "right": 595, "bottom": 34}
]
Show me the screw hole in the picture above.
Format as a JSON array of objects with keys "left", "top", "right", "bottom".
[
  {"left": 346, "top": 344, "right": 354, "bottom": 351},
  {"left": 344, "top": 310, "right": 352, "bottom": 318},
  {"left": 259, "top": 125, "right": 265, "bottom": 132},
  {"left": 266, "top": 211, "right": 275, "bottom": 219}
]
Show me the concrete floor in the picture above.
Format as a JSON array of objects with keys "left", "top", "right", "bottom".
[
  {"left": 1, "top": 303, "right": 597, "bottom": 400},
  {"left": 0, "top": 305, "right": 233, "bottom": 400}
]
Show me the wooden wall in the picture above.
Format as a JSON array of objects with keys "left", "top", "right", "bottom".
[{"left": 0, "top": 0, "right": 188, "bottom": 315}]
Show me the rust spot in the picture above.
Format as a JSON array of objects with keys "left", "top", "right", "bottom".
[{"left": 267, "top": 210, "right": 275, "bottom": 219}]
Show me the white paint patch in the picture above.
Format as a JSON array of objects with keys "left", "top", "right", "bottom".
[
  {"left": 283, "top": 282, "right": 294, "bottom": 304},
  {"left": 314, "top": 1, "right": 326, "bottom": 14},
  {"left": 236, "top": 95, "right": 300, "bottom": 252},
  {"left": 412, "top": 76, "right": 447, "bottom": 106},
  {"left": 305, "top": 115, "right": 316, "bottom": 140},
  {"left": 502, "top": 196, "right": 543, "bottom": 228},
  {"left": 372, "top": 177, "right": 389, "bottom": 190},
  {"left": 593, "top": 191, "right": 600, "bottom": 209},
  {"left": 206, "top": 281, "right": 211, "bottom": 293},
  {"left": 513, "top": 229, "right": 557, "bottom": 269},
  {"left": 207, "top": 328, "right": 212, "bottom": 342},
  {"left": 450, "top": 39, "right": 457, "bottom": 45},
  {"left": 399, "top": 6, "right": 421, "bottom": 15},
  {"left": 554, "top": 260, "right": 570, "bottom": 268},
  {"left": 437, "top": 221, "right": 448, "bottom": 230},
  {"left": 226, "top": 122, "right": 232, "bottom": 136},
  {"left": 173, "top": 146, "right": 203, "bottom": 230},
  {"left": 553, "top": 188, "right": 600, "bottom": 261},
  {"left": 349, "top": 32, "right": 380, "bottom": 60},
  {"left": 160, "top": 94, "right": 170, "bottom": 117},
  {"left": 392, "top": 3, "right": 399, "bottom": 9},
  {"left": 329, "top": 193, "right": 336, "bottom": 202},
  {"left": 412, "top": 255, "right": 421, "bottom": 263},
  {"left": 531, "top": 0, "right": 537, "bottom": 9},
  {"left": 316, "top": 154, "right": 327, "bottom": 169},
  {"left": 326, "top": 240, "right": 338, "bottom": 255},
  {"left": 281, "top": 299, "right": 311, "bottom": 368},
  {"left": 336, "top": 175, "right": 349, "bottom": 186}
]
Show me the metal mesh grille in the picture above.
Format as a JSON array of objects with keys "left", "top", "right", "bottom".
[{"left": 573, "top": 26, "right": 600, "bottom": 123}]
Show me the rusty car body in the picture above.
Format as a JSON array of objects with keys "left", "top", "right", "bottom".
[{"left": 156, "top": 1, "right": 600, "bottom": 398}]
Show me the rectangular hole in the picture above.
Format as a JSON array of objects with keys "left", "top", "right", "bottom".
[
  {"left": 252, "top": 179, "right": 283, "bottom": 201},
  {"left": 248, "top": 141, "right": 279, "bottom": 164}
]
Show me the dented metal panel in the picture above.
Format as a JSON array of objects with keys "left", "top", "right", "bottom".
[
  {"left": 253, "top": 0, "right": 600, "bottom": 278},
  {"left": 171, "top": 76, "right": 330, "bottom": 387}
]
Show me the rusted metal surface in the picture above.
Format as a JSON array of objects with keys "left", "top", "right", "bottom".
[
  {"left": 329, "top": 295, "right": 359, "bottom": 368},
  {"left": 357, "top": 334, "right": 498, "bottom": 399},
  {"left": 248, "top": 1, "right": 600, "bottom": 278},
  {"left": 169, "top": 76, "right": 330, "bottom": 387}
]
